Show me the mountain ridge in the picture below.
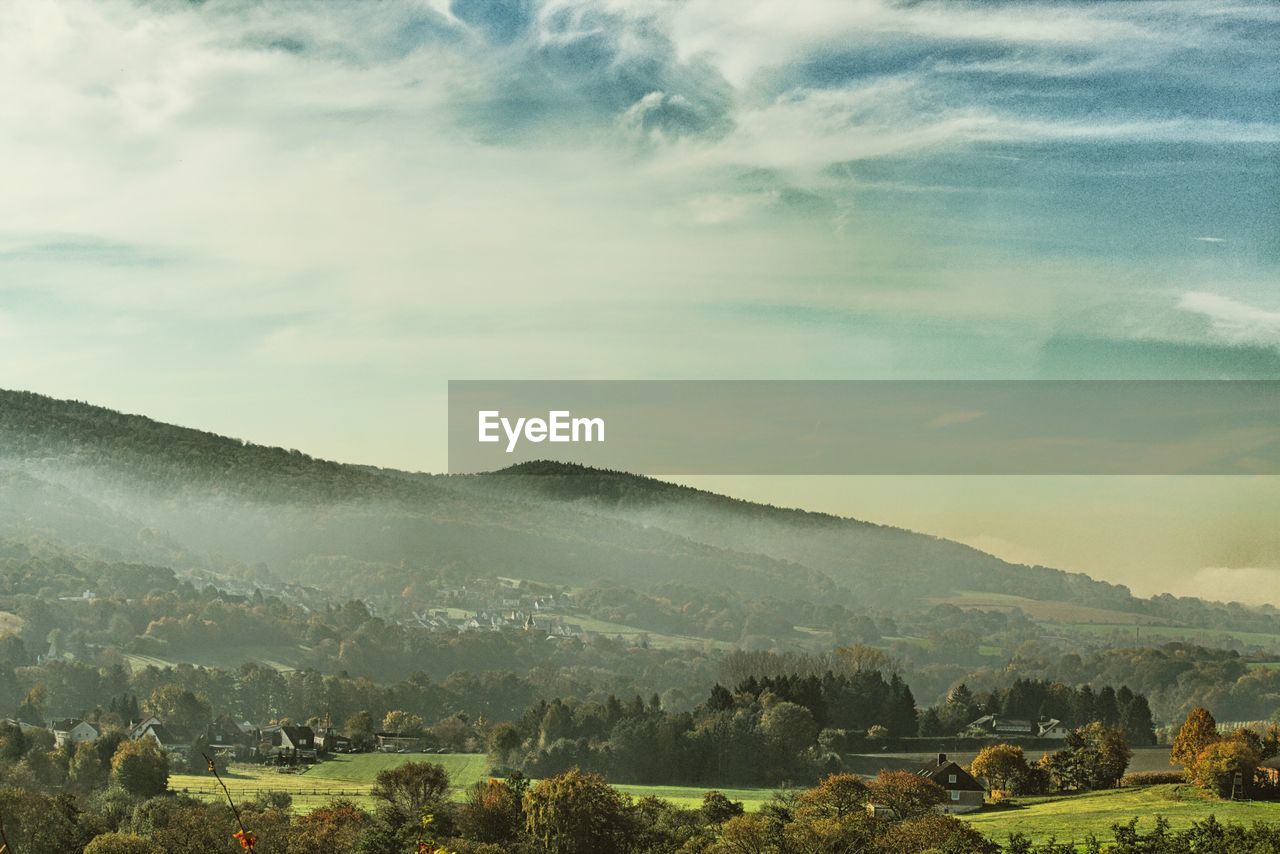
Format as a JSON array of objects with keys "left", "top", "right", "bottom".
[{"left": 0, "top": 388, "right": 1271, "bottom": 631}]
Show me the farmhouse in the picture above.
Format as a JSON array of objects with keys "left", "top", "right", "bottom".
[
  {"left": 136, "top": 722, "right": 192, "bottom": 754},
  {"left": 51, "top": 718, "right": 99, "bottom": 747},
  {"left": 918, "top": 753, "right": 986, "bottom": 814},
  {"left": 1037, "top": 718, "right": 1070, "bottom": 739},
  {"left": 261, "top": 724, "right": 317, "bottom": 761},
  {"left": 966, "top": 715, "right": 1035, "bottom": 737}
]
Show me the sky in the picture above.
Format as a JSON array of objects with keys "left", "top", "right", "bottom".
[{"left": 0, "top": 0, "right": 1278, "bottom": 602}]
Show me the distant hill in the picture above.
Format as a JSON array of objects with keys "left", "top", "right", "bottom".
[{"left": 0, "top": 389, "right": 1265, "bottom": 630}]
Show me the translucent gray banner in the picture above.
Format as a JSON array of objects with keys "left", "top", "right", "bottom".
[{"left": 447, "top": 380, "right": 1280, "bottom": 474}]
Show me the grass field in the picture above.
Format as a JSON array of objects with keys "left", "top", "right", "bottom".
[
  {"left": 929, "top": 592, "right": 1165, "bottom": 626},
  {"left": 1059, "top": 622, "right": 1280, "bottom": 651},
  {"left": 963, "top": 784, "right": 1280, "bottom": 845},
  {"left": 170, "top": 753, "right": 773, "bottom": 814}
]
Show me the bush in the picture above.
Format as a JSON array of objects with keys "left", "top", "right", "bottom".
[{"left": 1120, "top": 771, "right": 1187, "bottom": 787}]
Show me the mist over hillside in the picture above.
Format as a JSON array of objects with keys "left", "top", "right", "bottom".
[{"left": 0, "top": 388, "right": 1272, "bottom": 634}]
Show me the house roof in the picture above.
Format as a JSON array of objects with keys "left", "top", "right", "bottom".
[
  {"left": 52, "top": 718, "right": 95, "bottom": 732},
  {"left": 142, "top": 724, "right": 189, "bottom": 746},
  {"left": 919, "top": 759, "right": 986, "bottom": 792}
]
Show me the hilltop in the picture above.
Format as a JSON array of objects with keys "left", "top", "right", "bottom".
[{"left": 0, "top": 389, "right": 1275, "bottom": 636}]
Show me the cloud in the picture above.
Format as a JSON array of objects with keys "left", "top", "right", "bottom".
[{"left": 1179, "top": 292, "right": 1280, "bottom": 348}]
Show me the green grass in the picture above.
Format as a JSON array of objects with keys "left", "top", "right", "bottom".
[
  {"left": 613, "top": 785, "right": 771, "bottom": 811},
  {"left": 963, "top": 784, "right": 1280, "bottom": 845},
  {"left": 1059, "top": 622, "right": 1280, "bottom": 650},
  {"left": 170, "top": 753, "right": 774, "bottom": 815},
  {"left": 303, "top": 752, "right": 490, "bottom": 787}
]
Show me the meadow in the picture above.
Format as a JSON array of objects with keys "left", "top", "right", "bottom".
[
  {"left": 963, "top": 784, "right": 1280, "bottom": 846},
  {"left": 169, "top": 753, "right": 774, "bottom": 814}
]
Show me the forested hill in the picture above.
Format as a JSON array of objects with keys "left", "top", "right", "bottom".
[{"left": 0, "top": 388, "right": 1263, "bottom": 628}]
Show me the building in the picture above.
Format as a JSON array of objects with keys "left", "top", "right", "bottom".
[
  {"left": 917, "top": 753, "right": 986, "bottom": 814},
  {"left": 317, "top": 727, "right": 352, "bottom": 753},
  {"left": 375, "top": 732, "right": 421, "bottom": 752},
  {"left": 261, "top": 724, "right": 317, "bottom": 761},
  {"left": 1037, "top": 718, "right": 1070, "bottom": 739},
  {"left": 965, "top": 715, "right": 1036, "bottom": 737},
  {"left": 136, "top": 722, "right": 192, "bottom": 755},
  {"left": 51, "top": 719, "right": 99, "bottom": 748}
]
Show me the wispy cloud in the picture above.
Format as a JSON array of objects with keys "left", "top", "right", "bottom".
[
  {"left": 0, "top": 0, "right": 1275, "bottom": 467},
  {"left": 1179, "top": 291, "right": 1280, "bottom": 348}
]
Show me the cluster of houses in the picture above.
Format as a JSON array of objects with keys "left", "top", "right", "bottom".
[
  {"left": 405, "top": 607, "right": 585, "bottom": 639},
  {"left": 6, "top": 716, "right": 429, "bottom": 766}
]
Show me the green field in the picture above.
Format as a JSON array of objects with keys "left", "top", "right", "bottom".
[
  {"left": 1059, "top": 622, "right": 1280, "bottom": 651},
  {"left": 612, "top": 785, "right": 770, "bottom": 810},
  {"left": 963, "top": 784, "right": 1280, "bottom": 845},
  {"left": 170, "top": 753, "right": 772, "bottom": 814}
]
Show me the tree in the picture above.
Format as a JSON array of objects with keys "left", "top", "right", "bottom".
[
  {"left": 1191, "top": 737, "right": 1261, "bottom": 798},
  {"left": 865, "top": 770, "right": 945, "bottom": 819},
  {"left": 523, "top": 768, "right": 632, "bottom": 854},
  {"left": 457, "top": 778, "right": 524, "bottom": 844},
  {"left": 69, "top": 739, "right": 109, "bottom": 792},
  {"left": 713, "top": 813, "right": 775, "bottom": 854},
  {"left": 381, "top": 710, "right": 425, "bottom": 737},
  {"left": 288, "top": 799, "right": 369, "bottom": 853},
  {"left": 1086, "top": 723, "right": 1132, "bottom": 789},
  {"left": 970, "top": 744, "right": 1032, "bottom": 795},
  {"left": 875, "top": 815, "right": 998, "bottom": 854},
  {"left": 700, "top": 790, "right": 745, "bottom": 825},
  {"left": 1172, "top": 707, "right": 1219, "bottom": 771},
  {"left": 1119, "top": 693, "right": 1157, "bottom": 746},
  {"left": 370, "top": 761, "right": 451, "bottom": 826},
  {"left": 144, "top": 686, "right": 211, "bottom": 737},
  {"left": 345, "top": 710, "right": 375, "bottom": 751},
  {"left": 111, "top": 738, "right": 169, "bottom": 797},
  {"left": 84, "top": 833, "right": 164, "bottom": 854},
  {"left": 794, "top": 773, "right": 868, "bottom": 819},
  {"left": 760, "top": 701, "right": 817, "bottom": 756},
  {"left": 486, "top": 721, "right": 523, "bottom": 764}
]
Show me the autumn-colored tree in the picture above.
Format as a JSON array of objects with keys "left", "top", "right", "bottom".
[
  {"left": 523, "top": 768, "right": 632, "bottom": 854},
  {"left": 1191, "top": 737, "right": 1261, "bottom": 798},
  {"left": 457, "top": 778, "right": 523, "bottom": 844},
  {"left": 84, "top": 832, "right": 164, "bottom": 854},
  {"left": 873, "top": 814, "right": 998, "bottom": 854},
  {"left": 793, "top": 772, "right": 869, "bottom": 819},
  {"left": 711, "top": 813, "right": 775, "bottom": 854},
  {"left": 970, "top": 744, "right": 1032, "bottom": 795},
  {"left": 1172, "top": 707, "right": 1219, "bottom": 771},
  {"left": 110, "top": 737, "right": 169, "bottom": 797},
  {"left": 287, "top": 799, "right": 368, "bottom": 853},
  {"left": 865, "top": 769, "right": 945, "bottom": 820}
]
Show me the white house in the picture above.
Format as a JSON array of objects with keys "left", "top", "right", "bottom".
[{"left": 51, "top": 718, "right": 100, "bottom": 748}]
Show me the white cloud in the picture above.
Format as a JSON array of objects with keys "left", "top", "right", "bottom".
[{"left": 1178, "top": 291, "right": 1280, "bottom": 347}]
